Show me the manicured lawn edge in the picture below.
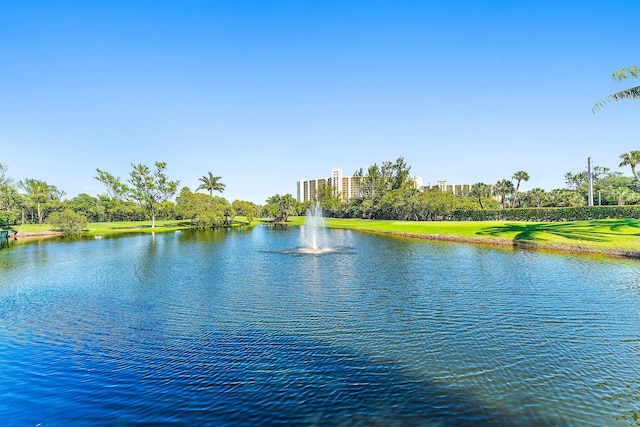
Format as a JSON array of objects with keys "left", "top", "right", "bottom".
[
  {"left": 288, "top": 217, "right": 640, "bottom": 259},
  {"left": 8, "top": 218, "right": 258, "bottom": 240},
  {"left": 9, "top": 217, "right": 640, "bottom": 259}
]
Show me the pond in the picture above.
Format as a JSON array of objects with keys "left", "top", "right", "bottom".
[{"left": 0, "top": 226, "right": 639, "bottom": 425}]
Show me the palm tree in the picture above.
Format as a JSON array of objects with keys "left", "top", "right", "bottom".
[
  {"left": 469, "top": 182, "right": 491, "bottom": 209},
  {"left": 493, "top": 179, "right": 514, "bottom": 209},
  {"left": 511, "top": 170, "right": 530, "bottom": 207},
  {"left": 593, "top": 66, "right": 640, "bottom": 113},
  {"left": 526, "top": 188, "right": 547, "bottom": 208},
  {"left": 197, "top": 172, "right": 225, "bottom": 197},
  {"left": 619, "top": 151, "right": 640, "bottom": 183}
]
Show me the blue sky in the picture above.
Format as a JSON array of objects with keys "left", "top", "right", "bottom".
[{"left": 0, "top": 0, "right": 638, "bottom": 204}]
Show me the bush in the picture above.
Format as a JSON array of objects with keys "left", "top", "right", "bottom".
[
  {"left": 450, "top": 206, "right": 640, "bottom": 222},
  {"left": 0, "top": 209, "right": 20, "bottom": 226},
  {"left": 47, "top": 209, "right": 88, "bottom": 234}
]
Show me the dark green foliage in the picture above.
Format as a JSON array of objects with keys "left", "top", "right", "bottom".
[
  {"left": 232, "top": 200, "right": 259, "bottom": 222},
  {"left": 262, "top": 194, "right": 297, "bottom": 222},
  {"left": 18, "top": 178, "right": 64, "bottom": 225},
  {"left": 0, "top": 210, "right": 19, "bottom": 227},
  {"left": 47, "top": 209, "right": 88, "bottom": 234},
  {"left": 66, "top": 193, "right": 105, "bottom": 222},
  {"left": 127, "top": 162, "right": 179, "bottom": 228},
  {"left": 0, "top": 185, "right": 22, "bottom": 226},
  {"left": 176, "top": 188, "right": 234, "bottom": 228},
  {"left": 451, "top": 206, "right": 640, "bottom": 222}
]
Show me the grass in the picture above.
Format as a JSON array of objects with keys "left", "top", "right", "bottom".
[
  {"left": 4, "top": 223, "right": 53, "bottom": 233},
  {"left": 7, "top": 217, "right": 259, "bottom": 238},
  {"left": 8, "top": 216, "right": 640, "bottom": 257},
  {"left": 288, "top": 217, "right": 640, "bottom": 257},
  {"left": 85, "top": 220, "right": 193, "bottom": 236}
]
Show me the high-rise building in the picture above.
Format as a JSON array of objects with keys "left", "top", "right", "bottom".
[
  {"left": 297, "top": 168, "right": 423, "bottom": 202},
  {"left": 297, "top": 169, "right": 352, "bottom": 202}
]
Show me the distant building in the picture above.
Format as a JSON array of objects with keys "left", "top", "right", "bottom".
[
  {"left": 297, "top": 169, "right": 354, "bottom": 202},
  {"left": 425, "top": 181, "right": 502, "bottom": 202},
  {"left": 424, "top": 180, "right": 473, "bottom": 196},
  {"left": 297, "top": 168, "right": 423, "bottom": 202}
]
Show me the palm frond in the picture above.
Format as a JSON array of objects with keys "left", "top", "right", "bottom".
[
  {"left": 612, "top": 66, "right": 640, "bottom": 81},
  {"left": 592, "top": 86, "right": 640, "bottom": 113}
]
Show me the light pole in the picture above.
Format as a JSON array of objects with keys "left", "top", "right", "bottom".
[{"left": 587, "top": 157, "right": 594, "bottom": 207}]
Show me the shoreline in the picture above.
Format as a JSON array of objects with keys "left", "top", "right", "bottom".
[
  {"left": 7, "top": 222, "right": 640, "bottom": 260},
  {"left": 346, "top": 228, "right": 640, "bottom": 260},
  {"left": 10, "top": 231, "right": 63, "bottom": 241}
]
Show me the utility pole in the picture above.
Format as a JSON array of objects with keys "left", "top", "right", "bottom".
[{"left": 587, "top": 157, "right": 594, "bottom": 207}]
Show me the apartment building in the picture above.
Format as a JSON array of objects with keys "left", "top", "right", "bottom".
[
  {"left": 297, "top": 168, "right": 423, "bottom": 202},
  {"left": 297, "top": 169, "right": 353, "bottom": 202}
]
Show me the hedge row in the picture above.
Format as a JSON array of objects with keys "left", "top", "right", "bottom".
[{"left": 450, "top": 206, "right": 640, "bottom": 222}]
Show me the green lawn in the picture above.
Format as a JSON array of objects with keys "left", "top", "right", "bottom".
[
  {"left": 7, "top": 220, "right": 193, "bottom": 237},
  {"left": 8, "top": 217, "right": 640, "bottom": 257},
  {"left": 8, "top": 218, "right": 260, "bottom": 238},
  {"left": 288, "top": 217, "right": 640, "bottom": 256},
  {"left": 85, "top": 220, "right": 194, "bottom": 236}
]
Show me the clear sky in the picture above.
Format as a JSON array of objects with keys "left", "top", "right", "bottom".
[{"left": 1, "top": 0, "right": 638, "bottom": 204}]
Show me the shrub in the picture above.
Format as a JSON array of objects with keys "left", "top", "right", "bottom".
[
  {"left": 0, "top": 210, "right": 19, "bottom": 226},
  {"left": 450, "top": 206, "right": 640, "bottom": 222},
  {"left": 47, "top": 209, "right": 88, "bottom": 234}
]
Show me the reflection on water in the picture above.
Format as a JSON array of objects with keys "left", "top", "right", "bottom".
[{"left": 0, "top": 227, "right": 639, "bottom": 425}]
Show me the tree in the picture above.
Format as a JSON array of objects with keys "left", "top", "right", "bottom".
[
  {"left": 606, "top": 187, "right": 638, "bottom": 206},
  {"left": 95, "top": 169, "right": 129, "bottom": 200},
  {"left": 0, "top": 164, "right": 12, "bottom": 187},
  {"left": 18, "top": 178, "right": 64, "bottom": 225},
  {"left": 511, "top": 171, "right": 530, "bottom": 207},
  {"left": 197, "top": 172, "right": 226, "bottom": 197},
  {"left": 419, "top": 187, "right": 458, "bottom": 220},
  {"left": 378, "top": 188, "right": 409, "bottom": 219},
  {"left": 176, "top": 188, "right": 233, "bottom": 228},
  {"left": 353, "top": 157, "right": 413, "bottom": 201},
  {"left": 593, "top": 66, "right": 640, "bottom": 113},
  {"left": 618, "top": 151, "right": 640, "bottom": 183},
  {"left": 365, "top": 164, "right": 382, "bottom": 198},
  {"left": 232, "top": 200, "right": 258, "bottom": 223},
  {"left": 493, "top": 179, "right": 514, "bottom": 209},
  {"left": 596, "top": 175, "right": 639, "bottom": 205},
  {"left": 127, "top": 162, "right": 179, "bottom": 228},
  {"left": 386, "top": 156, "right": 412, "bottom": 191},
  {"left": 564, "top": 166, "right": 611, "bottom": 191},
  {"left": 67, "top": 193, "right": 105, "bottom": 222},
  {"left": 264, "top": 194, "right": 297, "bottom": 222},
  {"left": 520, "top": 188, "right": 547, "bottom": 208},
  {"left": 0, "top": 165, "right": 21, "bottom": 226},
  {"left": 469, "top": 182, "right": 491, "bottom": 210},
  {"left": 315, "top": 183, "right": 343, "bottom": 215},
  {"left": 97, "top": 195, "right": 144, "bottom": 222},
  {"left": 48, "top": 209, "right": 88, "bottom": 235},
  {"left": 545, "top": 189, "right": 585, "bottom": 207}
]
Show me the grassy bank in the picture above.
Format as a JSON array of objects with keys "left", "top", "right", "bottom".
[
  {"left": 8, "top": 218, "right": 257, "bottom": 239},
  {"left": 8, "top": 217, "right": 640, "bottom": 258},
  {"left": 289, "top": 217, "right": 640, "bottom": 258}
]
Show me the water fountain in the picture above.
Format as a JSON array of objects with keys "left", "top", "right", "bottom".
[{"left": 299, "top": 201, "right": 332, "bottom": 254}]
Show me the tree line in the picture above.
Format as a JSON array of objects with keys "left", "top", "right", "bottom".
[
  {"left": 293, "top": 153, "right": 640, "bottom": 222},
  {"left": 3, "top": 151, "right": 640, "bottom": 230},
  {"left": 0, "top": 162, "right": 262, "bottom": 230},
  {"left": 263, "top": 65, "right": 640, "bottom": 223},
  {"left": 2, "top": 65, "right": 638, "bottom": 229}
]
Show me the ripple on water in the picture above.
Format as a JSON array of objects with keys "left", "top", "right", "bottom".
[{"left": 0, "top": 230, "right": 639, "bottom": 425}]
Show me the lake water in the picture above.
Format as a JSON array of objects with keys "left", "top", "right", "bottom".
[{"left": 0, "top": 226, "right": 639, "bottom": 425}]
